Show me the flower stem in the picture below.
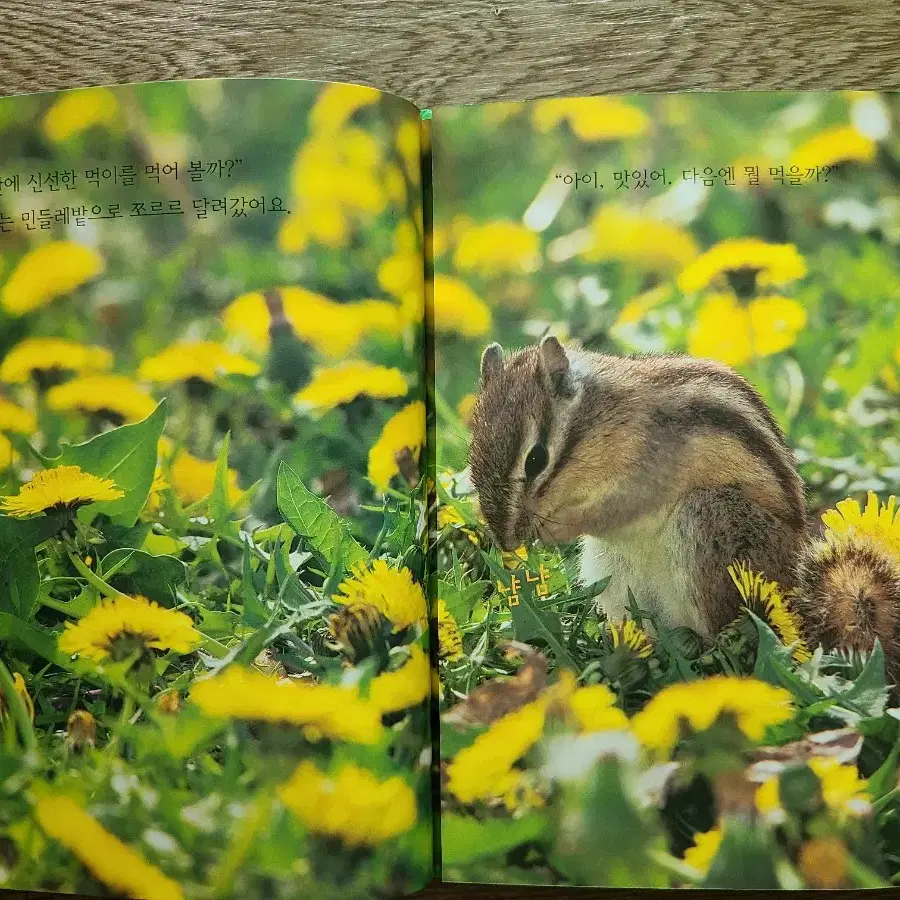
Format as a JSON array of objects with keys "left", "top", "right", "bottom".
[
  {"left": 0, "top": 658, "right": 37, "bottom": 753},
  {"left": 67, "top": 551, "right": 129, "bottom": 600}
]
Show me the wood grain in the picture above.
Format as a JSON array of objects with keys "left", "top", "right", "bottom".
[{"left": 1, "top": 1, "right": 899, "bottom": 107}]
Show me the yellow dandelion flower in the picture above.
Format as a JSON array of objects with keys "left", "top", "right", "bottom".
[
  {"left": 453, "top": 220, "right": 541, "bottom": 276},
  {"left": 582, "top": 206, "right": 698, "bottom": 272},
  {"left": 168, "top": 451, "right": 241, "bottom": 507},
  {"left": 531, "top": 97, "right": 649, "bottom": 141},
  {"left": 790, "top": 125, "right": 876, "bottom": 171},
  {"left": 278, "top": 761, "right": 416, "bottom": 846},
  {"left": 46, "top": 374, "right": 157, "bottom": 423},
  {"left": 728, "top": 561, "right": 811, "bottom": 662},
  {"left": 678, "top": 238, "right": 807, "bottom": 294},
  {"left": 683, "top": 826, "right": 723, "bottom": 875},
  {"left": 688, "top": 293, "right": 807, "bottom": 366},
  {"left": 821, "top": 491, "right": 900, "bottom": 562},
  {"left": 368, "top": 644, "right": 430, "bottom": 713},
  {"left": 613, "top": 285, "right": 673, "bottom": 331},
  {"left": 189, "top": 666, "right": 383, "bottom": 744},
  {"left": 432, "top": 275, "right": 492, "bottom": 337},
  {"left": 223, "top": 288, "right": 404, "bottom": 357},
  {"left": 631, "top": 675, "right": 794, "bottom": 756},
  {"left": 755, "top": 758, "right": 869, "bottom": 818},
  {"left": 335, "top": 559, "right": 427, "bottom": 631},
  {"left": 42, "top": 88, "right": 119, "bottom": 142},
  {"left": 368, "top": 400, "right": 426, "bottom": 493},
  {"left": 446, "top": 695, "right": 548, "bottom": 804},
  {"left": 457, "top": 393, "right": 477, "bottom": 425},
  {"left": 34, "top": 795, "right": 182, "bottom": 900},
  {"left": 309, "top": 83, "right": 381, "bottom": 133},
  {"left": 294, "top": 361, "right": 407, "bottom": 412},
  {"left": 568, "top": 682, "right": 629, "bottom": 733},
  {"left": 58, "top": 594, "right": 200, "bottom": 662},
  {"left": 1, "top": 242, "right": 105, "bottom": 315},
  {"left": 137, "top": 340, "right": 259, "bottom": 385},
  {"left": 1, "top": 465, "right": 123, "bottom": 518},
  {"left": 0, "top": 337, "right": 113, "bottom": 384},
  {"left": 607, "top": 619, "right": 653, "bottom": 659},
  {"left": 0, "top": 397, "right": 36, "bottom": 434},
  {"left": 437, "top": 599, "right": 464, "bottom": 661},
  {"left": 395, "top": 118, "right": 421, "bottom": 180}
]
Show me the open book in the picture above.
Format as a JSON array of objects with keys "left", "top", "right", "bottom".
[{"left": 0, "top": 78, "right": 898, "bottom": 897}]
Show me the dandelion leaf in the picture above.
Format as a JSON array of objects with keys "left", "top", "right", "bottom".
[
  {"left": 702, "top": 821, "right": 779, "bottom": 889},
  {"left": 276, "top": 461, "right": 366, "bottom": 569},
  {"left": 0, "top": 513, "right": 67, "bottom": 620},
  {"left": 100, "top": 547, "right": 187, "bottom": 604},
  {"left": 52, "top": 400, "right": 167, "bottom": 527},
  {"left": 441, "top": 813, "right": 548, "bottom": 867}
]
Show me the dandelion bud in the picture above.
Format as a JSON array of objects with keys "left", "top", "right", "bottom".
[
  {"left": 66, "top": 710, "right": 96, "bottom": 750},
  {"left": 156, "top": 691, "right": 181, "bottom": 714},
  {"left": 799, "top": 836, "right": 848, "bottom": 889},
  {"left": 328, "top": 602, "right": 390, "bottom": 664}
]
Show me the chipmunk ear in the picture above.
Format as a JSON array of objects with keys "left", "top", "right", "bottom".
[
  {"left": 539, "top": 335, "right": 572, "bottom": 395},
  {"left": 480, "top": 343, "right": 504, "bottom": 386}
]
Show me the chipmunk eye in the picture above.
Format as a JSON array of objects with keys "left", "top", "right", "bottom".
[{"left": 524, "top": 443, "right": 548, "bottom": 480}]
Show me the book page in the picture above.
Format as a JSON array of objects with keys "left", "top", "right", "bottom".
[
  {"left": 431, "top": 92, "right": 900, "bottom": 889},
  {"left": 0, "top": 79, "right": 432, "bottom": 898}
]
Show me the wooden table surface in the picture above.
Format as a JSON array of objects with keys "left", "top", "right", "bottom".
[{"left": 2, "top": 3, "right": 900, "bottom": 899}]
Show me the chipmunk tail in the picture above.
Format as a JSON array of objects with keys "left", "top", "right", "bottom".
[{"left": 795, "top": 534, "right": 900, "bottom": 686}]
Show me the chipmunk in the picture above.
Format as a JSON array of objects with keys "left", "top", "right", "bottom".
[{"left": 468, "top": 335, "right": 900, "bottom": 682}]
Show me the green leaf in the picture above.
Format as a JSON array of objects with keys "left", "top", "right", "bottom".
[
  {"left": 209, "top": 432, "right": 239, "bottom": 539},
  {"left": 702, "top": 820, "right": 780, "bottom": 889},
  {"left": 510, "top": 591, "right": 578, "bottom": 671},
  {"left": 750, "top": 612, "right": 822, "bottom": 706},
  {"left": 52, "top": 401, "right": 167, "bottom": 527},
  {"left": 0, "top": 513, "right": 67, "bottom": 620},
  {"left": 100, "top": 548, "right": 187, "bottom": 604},
  {"left": 835, "top": 640, "right": 888, "bottom": 717},
  {"left": 441, "top": 813, "right": 548, "bottom": 867},
  {"left": 0, "top": 611, "right": 69, "bottom": 668},
  {"left": 438, "top": 577, "right": 485, "bottom": 624},
  {"left": 241, "top": 544, "right": 268, "bottom": 626},
  {"left": 276, "top": 462, "right": 366, "bottom": 569}
]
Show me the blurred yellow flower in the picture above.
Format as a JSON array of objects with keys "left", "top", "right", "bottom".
[
  {"left": 678, "top": 238, "right": 806, "bottom": 294},
  {"left": 446, "top": 695, "right": 548, "bottom": 804},
  {"left": 369, "top": 644, "right": 430, "bottom": 713},
  {"left": 456, "top": 393, "right": 477, "bottom": 425},
  {"left": 335, "top": 559, "right": 427, "bottom": 631},
  {"left": 481, "top": 101, "right": 523, "bottom": 126},
  {"left": 608, "top": 619, "right": 653, "bottom": 659},
  {"left": 46, "top": 374, "right": 157, "bottom": 423},
  {"left": 1, "top": 242, "right": 104, "bottom": 315},
  {"left": 437, "top": 599, "right": 464, "bottom": 661},
  {"left": 223, "top": 288, "right": 404, "bottom": 357},
  {"left": 631, "top": 675, "right": 793, "bottom": 756},
  {"left": 280, "top": 127, "right": 386, "bottom": 251},
  {"left": 42, "top": 87, "right": 119, "bottom": 142},
  {"left": 295, "top": 361, "right": 407, "bottom": 412},
  {"left": 728, "top": 561, "right": 810, "bottom": 662},
  {"left": 790, "top": 125, "right": 876, "bottom": 171},
  {"left": 168, "top": 451, "right": 241, "bottom": 506},
  {"left": 582, "top": 206, "right": 698, "bottom": 272},
  {"left": 66, "top": 709, "right": 97, "bottom": 749},
  {"left": 396, "top": 118, "right": 421, "bottom": 181},
  {"left": 278, "top": 761, "right": 416, "bottom": 846},
  {"left": 531, "top": 97, "right": 649, "bottom": 141},
  {"left": 34, "top": 795, "right": 182, "bottom": 900},
  {"left": 683, "top": 827, "right": 723, "bottom": 875},
  {"left": 432, "top": 275, "right": 492, "bottom": 337},
  {"left": 0, "top": 397, "right": 36, "bottom": 434},
  {"left": 0, "top": 433, "right": 14, "bottom": 470},
  {"left": 821, "top": 491, "right": 900, "bottom": 561},
  {"left": 59, "top": 594, "right": 201, "bottom": 662},
  {"left": 378, "top": 221, "right": 422, "bottom": 314},
  {"left": 568, "top": 683, "right": 629, "bottom": 733},
  {"left": 453, "top": 220, "right": 541, "bottom": 276},
  {"left": 2, "top": 671, "right": 34, "bottom": 722},
  {"left": 688, "top": 293, "right": 807, "bottom": 366},
  {"left": 613, "top": 285, "right": 673, "bottom": 331},
  {"left": 309, "top": 83, "right": 381, "bottom": 133},
  {"left": 1, "top": 465, "right": 123, "bottom": 517},
  {"left": 368, "top": 400, "right": 426, "bottom": 492},
  {"left": 137, "top": 340, "right": 259, "bottom": 385},
  {"left": 0, "top": 337, "right": 113, "bottom": 384},
  {"left": 755, "top": 758, "right": 869, "bottom": 818},
  {"left": 190, "top": 666, "right": 383, "bottom": 744}
]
